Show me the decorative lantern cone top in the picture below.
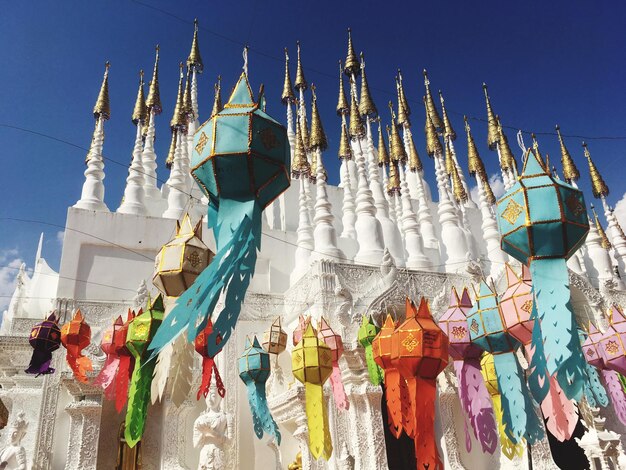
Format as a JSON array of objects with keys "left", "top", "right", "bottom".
[
  {"left": 499, "top": 264, "right": 534, "bottom": 345},
  {"left": 439, "top": 287, "right": 479, "bottom": 360}
]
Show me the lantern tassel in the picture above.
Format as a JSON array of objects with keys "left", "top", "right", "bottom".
[
  {"left": 329, "top": 363, "right": 349, "bottom": 411},
  {"left": 454, "top": 359, "right": 498, "bottom": 454},
  {"left": 245, "top": 382, "right": 281, "bottom": 444},
  {"left": 530, "top": 258, "right": 586, "bottom": 401},
  {"left": 364, "top": 344, "right": 383, "bottom": 385},
  {"left": 169, "top": 337, "right": 195, "bottom": 407},
  {"left": 150, "top": 342, "right": 173, "bottom": 404},
  {"left": 582, "top": 360, "right": 608, "bottom": 408},
  {"left": 305, "top": 383, "right": 332, "bottom": 460},
  {"left": 115, "top": 355, "right": 134, "bottom": 413},
  {"left": 149, "top": 199, "right": 262, "bottom": 360},
  {"left": 66, "top": 353, "right": 92, "bottom": 383},
  {"left": 124, "top": 357, "right": 157, "bottom": 448},
  {"left": 492, "top": 393, "right": 525, "bottom": 460},
  {"left": 26, "top": 349, "right": 55, "bottom": 375},
  {"left": 382, "top": 368, "right": 404, "bottom": 438},
  {"left": 602, "top": 369, "right": 626, "bottom": 426},
  {"left": 197, "top": 355, "right": 225, "bottom": 400},
  {"left": 94, "top": 354, "right": 119, "bottom": 400},
  {"left": 412, "top": 376, "right": 443, "bottom": 470}
]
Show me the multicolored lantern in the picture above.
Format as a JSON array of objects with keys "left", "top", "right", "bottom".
[
  {"left": 152, "top": 213, "right": 213, "bottom": 298},
  {"left": 391, "top": 298, "right": 448, "bottom": 470},
  {"left": 195, "top": 319, "right": 225, "bottom": 400},
  {"left": 149, "top": 66, "right": 290, "bottom": 363},
  {"left": 124, "top": 295, "right": 164, "bottom": 448},
  {"left": 292, "top": 323, "right": 333, "bottom": 460},
  {"left": 439, "top": 288, "right": 497, "bottom": 454},
  {"left": 238, "top": 336, "right": 280, "bottom": 443},
  {"left": 373, "top": 314, "right": 413, "bottom": 439},
  {"left": 262, "top": 317, "right": 288, "bottom": 355},
  {"left": 497, "top": 148, "right": 589, "bottom": 400},
  {"left": 60, "top": 309, "right": 93, "bottom": 383},
  {"left": 466, "top": 280, "right": 543, "bottom": 445},
  {"left": 317, "top": 317, "right": 349, "bottom": 411},
  {"left": 25, "top": 312, "right": 61, "bottom": 375},
  {"left": 357, "top": 315, "right": 383, "bottom": 385},
  {"left": 480, "top": 353, "right": 525, "bottom": 460}
]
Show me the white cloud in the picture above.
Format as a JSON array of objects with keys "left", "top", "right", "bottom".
[
  {"left": 469, "top": 173, "right": 506, "bottom": 205},
  {"left": 614, "top": 193, "right": 626, "bottom": 229},
  {"left": 56, "top": 230, "right": 65, "bottom": 244},
  {"left": 0, "top": 250, "right": 25, "bottom": 311}
]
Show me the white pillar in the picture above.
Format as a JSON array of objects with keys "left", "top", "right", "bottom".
[
  {"left": 142, "top": 110, "right": 161, "bottom": 200},
  {"left": 118, "top": 124, "right": 148, "bottom": 215},
  {"left": 398, "top": 163, "right": 431, "bottom": 270},
  {"left": 475, "top": 175, "right": 508, "bottom": 275},
  {"left": 340, "top": 158, "right": 357, "bottom": 240},
  {"left": 74, "top": 117, "right": 109, "bottom": 212},
  {"left": 162, "top": 132, "right": 188, "bottom": 220},
  {"left": 292, "top": 178, "right": 314, "bottom": 280}
]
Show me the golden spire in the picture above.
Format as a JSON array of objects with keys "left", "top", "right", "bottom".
[
  {"left": 292, "top": 112, "right": 310, "bottom": 177},
  {"left": 377, "top": 119, "right": 389, "bottom": 167},
  {"left": 465, "top": 117, "right": 485, "bottom": 176},
  {"left": 592, "top": 206, "right": 612, "bottom": 250},
  {"left": 395, "top": 75, "right": 410, "bottom": 127},
  {"left": 344, "top": 28, "right": 360, "bottom": 77},
  {"left": 310, "top": 147, "right": 318, "bottom": 180},
  {"left": 397, "top": 70, "right": 411, "bottom": 119},
  {"left": 165, "top": 129, "right": 177, "bottom": 169},
  {"left": 451, "top": 159, "right": 468, "bottom": 203},
  {"left": 388, "top": 102, "right": 407, "bottom": 162},
  {"left": 182, "top": 66, "right": 193, "bottom": 119},
  {"left": 479, "top": 170, "right": 496, "bottom": 205},
  {"left": 556, "top": 125, "right": 579, "bottom": 183},
  {"left": 132, "top": 70, "right": 147, "bottom": 125},
  {"left": 187, "top": 19, "right": 203, "bottom": 72},
  {"left": 483, "top": 83, "right": 498, "bottom": 150},
  {"left": 281, "top": 48, "right": 296, "bottom": 105},
  {"left": 424, "top": 97, "right": 443, "bottom": 157},
  {"left": 444, "top": 138, "right": 455, "bottom": 176},
  {"left": 211, "top": 76, "right": 223, "bottom": 117},
  {"left": 336, "top": 60, "right": 349, "bottom": 116},
  {"left": 423, "top": 70, "right": 443, "bottom": 132},
  {"left": 170, "top": 63, "right": 186, "bottom": 131},
  {"left": 349, "top": 81, "right": 365, "bottom": 138},
  {"left": 496, "top": 117, "right": 516, "bottom": 172},
  {"left": 387, "top": 156, "right": 401, "bottom": 196},
  {"left": 439, "top": 90, "right": 456, "bottom": 141},
  {"left": 93, "top": 62, "right": 111, "bottom": 120},
  {"left": 584, "top": 142, "right": 609, "bottom": 198},
  {"left": 294, "top": 41, "right": 307, "bottom": 91},
  {"left": 358, "top": 53, "right": 377, "bottom": 117},
  {"left": 407, "top": 131, "right": 423, "bottom": 172},
  {"left": 146, "top": 45, "right": 162, "bottom": 114},
  {"left": 309, "top": 84, "right": 327, "bottom": 151},
  {"left": 338, "top": 119, "right": 352, "bottom": 160},
  {"left": 300, "top": 110, "right": 310, "bottom": 150}
]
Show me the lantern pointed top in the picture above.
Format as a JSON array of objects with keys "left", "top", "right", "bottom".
[
  {"left": 521, "top": 148, "right": 548, "bottom": 177},
  {"left": 176, "top": 213, "right": 195, "bottom": 235},
  {"left": 114, "top": 315, "right": 123, "bottom": 326},
  {"left": 226, "top": 72, "right": 255, "bottom": 108},
  {"left": 73, "top": 309, "right": 84, "bottom": 322},
  {"left": 303, "top": 321, "right": 316, "bottom": 337},
  {"left": 459, "top": 287, "right": 472, "bottom": 308},
  {"left": 252, "top": 336, "right": 262, "bottom": 349},
  {"left": 416, "top": 297, "right": 431, "bottom": 319},
  {"left": 150, "top": 293, "right": 165, "bottom": 313},
  {"left": 382, "top": 314, "right": 395, "bottom": 330},
  {"left": 504, "top": 263, "right": 520, "bottom": 287},
  {"left": 244, "top": 336, "right": 252, "bottom": 348}
]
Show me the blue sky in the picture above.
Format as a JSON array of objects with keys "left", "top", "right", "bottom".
[{"left": 1, "top": 0, "right": 626, "bottom": 305}]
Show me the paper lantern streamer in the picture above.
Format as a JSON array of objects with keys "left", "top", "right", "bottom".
[
  {"left": 439, "top": 287, "right": 497, "bottom": 454},
  {"left": 480, "top": 353, "right": 525, "bottom": 460},
  {"left": 60, "top": 309, "right": 93, "bottom": 383},
  {"left": 602, "top": 369, "right": 626, "bottom": 425},
  {"left": 168, "top": 336, "right": 195, "bottom": 407},
  {"left": 114, "top": 309, "right": 136, "bottom": 413},
  {"left": 292, "top": 323, "right": 333, "bottom": 460},
  {"left": 148, "top": 71, "right": 290, "bottom": 362},
  {"left": 124, "top": 296, "right": 164, "bottom": 448},
  {"left": 497, "top": 149, "right": 589, "bottom": 401},
  {"left": 94, "top": 315, "right": 123, "bottom": 400},
  {"left": 577, "top": 330, "right": 608, "bottom": 409},
  {"left": 238, "top": 336, "right": 281, "bottom": 444},
  {"left": 25, "top": 312, "right": 61, "bottom": 375},
  {"left": 195, "top": 319, "right": 225, "bottom": 400},
  {"left": 318, "top": 317, "right": 349, "bottom": 411},
  {"left": 358, "top": 315, "right": 384, "bottom": 385}
]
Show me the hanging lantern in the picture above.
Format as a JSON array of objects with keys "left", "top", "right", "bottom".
[
  {"left": 152, "top": 213, "right": 213, "bottom": 298},
  {"left": 124, "top": 295, "right": 164, "bottom": 448},
  {"left": 238, "top": 336, "right": 281, "bottom": 443},
  {"left": 60, "top": 309, "right": 93, "bottom": 383},
  {"left": 390, "top": 297, "right": 448, "bottom": 470},
  {"left": 372, "top": 314, "right": 413, "bottom": 439},
  {"left": 292, "top": 322, "right": 333, "bottom": 460},
  {"left": 357, "top": 315, "right": 383, "bottom": 385},
  {"left": 466, "top": 280, "right": 543, "bottom": 445},
  {"left": 94, "top": 315, "right": 124, "bottom": 401},
  {"left": 438, "top": 288, "right": 497, "bottom": 454},
  {"left": 25, "top": 312, "right": 61, "bottom": 375},
  {"left": 496, "top": 148, "right": 589, "bottom": 401},
  {"left": 148, "top": 68, "right": 290, "bottom": 364},
  {"left": 480, "top": 353, "right": 525, "bottom": 460},
  {"left": 195, "top": 319, "right": 225, "bottom": 400},
  {"left": 263, "top": 317, "right": 287, "bottom": 354},
  {"left": 499, "top": 264, "right": 534, "bottom": 344},
  {"left": 114, "top": 309, "right": 137, "bottom": 412},
  {"left": 598, "top": 305, "right": 626, "bottom": 375},
  {"left": 317, "top": 317, "right": 349, "bottom": 411},
  {"left": 576, "top": 329, "right": 608, "bottom": 410}
]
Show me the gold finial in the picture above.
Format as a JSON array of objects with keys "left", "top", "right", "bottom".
[
  {"left": 294, "top": 41, "right": 307, "bottom": 91},
  {"left": 388, "top": 102, "right": 407, "bottom": 162},
  {"left": 310, "top": 147, "right": 318, "bottom": 181},
  {"left": 344, "top": 28, "right": 360, "bottom": 77},
  {"left": 338, "top": 119, "right": 352, "bottom": 160},
  {"left": 281, "top": 48, "right": 296, "bottom": 105},
  {"left": 187, "top": 19, "right": 203, "bottom": 72},
  {"left": 531, "top": 133, "right": 548, "bottom": 171},
  {"left": 395, "top": 75, "right": 410, "bottom": 127},
  {"left": 309, "top": 84, "right": 327, "bottom": 151},
  {"left": 211, "top": 76, "right": 223, "bottom": 117},
  {"left": 592, "top": 206, "right": 612, "bottom": 250},
  {"left": 93, "top": 61, "right": 111, "bottom": 120},
  {"left": 170, "top": 63, "right": 186, "bottom": 131},
  {"left": 556, "top": 125, "right": 579, "bottom": 183},
  {"left": 584, "top": 142, "right": 609, "bottom": 198},
  {"left": 387, "top": 155, "right": 401, "bottom": 196},
  {"left": 132, "top": 69, "right": 147, "bottom": 125},
  {"left": 397, "top": 70, "right": 411, "bottom": 118},
  {"left": 292, "top": 112, "right": 311, "bottom": 177},
  {"left": 146, "top": 45, "right": 162, "bottom": 114},
  {"left": 451, "top": 158, "right": 468, "bottom": 203},
  {"left": 424, "top": 97, "right": 443, "bottom": 157},
  {"left": 182, "top": 66, "right": 193, "bottom": 119},
  {"left": 349, "top": 81, "right": 365, "bottom": 138},
  {"left": 165, "top": 129, "right": 177, "bottom": 169},
  {"left": 407, "top": 131, "right": 423, "bottom": 172},
  {"left": 479, "top": 170, "right": 496, "bottom": 205},
  {"left": 483, "top": 83, "right": 498, "bottom": 150},
  {"left": 444, "top": 138, "right": 455, "bottom": 176},
  {"left": 496, "top": 117, "right": 516, "bottom": 173},
  {"left": 300, "top": 109, "right": 311, "bottom": 150},
  {"left": 358, "top": 53, "right": 377, "bottom": 117},
  {"left": 465, "top": 117, "right": 485, "bottom": 176},
  {"left": 423, "top": 69, "right": 443, "bottom": 132},
  {"left": 377, "top": 119, "right": 389, "bottom": 167},
  {"left": 336, "top": 60, "right": 349, "bottom": 116},
  {"left": 439, "top": 90, "right": 456, "bottom": 141}
]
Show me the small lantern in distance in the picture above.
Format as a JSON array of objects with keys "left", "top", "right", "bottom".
[
  {"left": 262, "top": 316, "right": 287, "bottom": 355},
  {"left": 317, "top": 317, "right": 349, "bottom": 411},
  {"left": 25, "top": 312, "right": 61, "bottom": 375},
  {"left": 60, "top": 309, "right": 93, "bottom": 383}
]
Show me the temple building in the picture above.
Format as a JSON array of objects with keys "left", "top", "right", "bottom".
[{"left": 2, "top": 22, "right": 626, "bottom": 470}]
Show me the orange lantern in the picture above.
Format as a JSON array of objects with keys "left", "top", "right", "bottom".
[{"left": 60, "top": 309, "right": 93, "bottom": 383}]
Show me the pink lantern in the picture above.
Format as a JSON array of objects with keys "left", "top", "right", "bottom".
[
  {"left": 598, "top": 305, "right": 626, "bottom": 375},
  {"left": 499, "top": 264, "right": 534, "bottom": 344},
  {"left": 317, "top": 317, "right": 349, "bottom": 411}
]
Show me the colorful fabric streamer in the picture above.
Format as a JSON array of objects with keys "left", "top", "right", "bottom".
[
  {"left": 238, "top": 336, "right": 281, "bottom": 444},
  {"left": 94, "top": 315, "right": 123, "bottom": 401},
  {"left": 318, "top": 317, "right": 349, "bottom": 411},
  {"left": 60, "top": 309, "right": 93, "bottom": 383},
  {"left": 358, "top": 315, "right": 383, "bottom": 385},
  {"left": 114, "top": 309, "right": 136, "bottom": 413},
  {"left": 25, "top": 312, "right": 61, "bottom": 375}
]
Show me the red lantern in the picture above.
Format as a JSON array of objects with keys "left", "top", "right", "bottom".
[
  {"left": 114, "top": 309, "right": 137, "bottom": 412},
  {"left": 195, "top": 319, "right": 225, "bottom": 400},
  {"left": 60, "top": 309, "right": 93, "bottom": 383}
]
